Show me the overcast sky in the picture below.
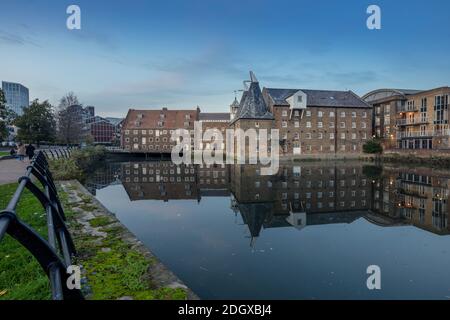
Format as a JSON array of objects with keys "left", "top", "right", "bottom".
[{"left": 1, "top": 0, "right": 449, "bottom": 117}]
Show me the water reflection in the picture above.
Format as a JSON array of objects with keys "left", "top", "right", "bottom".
[{"left": 85, "top": 161, "right": 450, "bottom": 241}]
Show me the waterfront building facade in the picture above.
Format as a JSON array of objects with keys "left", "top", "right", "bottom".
[
  {"left": 262, "top": 88, "right": 372, "bottom": 157},
  {"left": 363, "top": 87, "right": 450, "bottom": 151},
  {"left": 121, "top": 108, "right": 200, "bottom": 153},
  {"left": 1, "top": 81, "right": 29, "bottom": 116}
]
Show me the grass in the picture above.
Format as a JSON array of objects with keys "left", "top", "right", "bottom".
[
  {"left": 0, "top": 181, "right": 188, "bottom": 300},
  {"left": 61, "top": 184, "right": 188, "bottom": 300},
  {"left": 0, "top": 151, "right": 9, "bottom": 157},
  {"left": 0, "top": 183, "right": 51, "bottom": 300}
]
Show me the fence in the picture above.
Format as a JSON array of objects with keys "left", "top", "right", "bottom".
[
  {"left": 0, "top": 151, "right": 83, "bottom": 300},
  {"left": 41, "top": 147, "right": 75, "bottom": 160}
]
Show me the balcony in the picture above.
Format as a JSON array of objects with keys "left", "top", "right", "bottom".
[
  {"left": 397, "top": 105, "right": 419, "bottom": 113},
  {"left": 396, "top": 129, "right": 450, "bottom": 139},
  {"left": 396, "top": 118, "right": 429, "bottom": 126}
]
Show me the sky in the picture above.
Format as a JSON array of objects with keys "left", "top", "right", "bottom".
[{"left": 0, "top": 0, "right": 449, "bottom": 117}]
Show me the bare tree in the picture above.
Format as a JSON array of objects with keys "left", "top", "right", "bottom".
[{"left": 57, "top": 92, "right": 83, "bottom": 144}]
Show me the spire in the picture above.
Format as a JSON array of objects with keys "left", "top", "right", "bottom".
[{"left": 249, "top": 71, "right": 258, "bottom": 83}]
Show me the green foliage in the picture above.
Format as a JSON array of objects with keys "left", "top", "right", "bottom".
[
  {"left": 15, "top": 99, "right": 56, "bottom": 144},
  {"left": 71, "top": 146, "right": 107, "bottom": 172},
  {"left": 49, "top": 146, "right": 107, "bottom": 181},
  {"left": 363, "top": 139, "right": 383, "bottom": 154},
  {"left": 0, "top": 183, "right": 51, "bottom": 300},
  {"left": 49, "top": 157, "right": 83, "bottom": 181},
  {"left": 0, "top": 89, "right": 7, "bottom": 140}
]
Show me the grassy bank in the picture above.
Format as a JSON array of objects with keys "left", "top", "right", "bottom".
[
  {"left": 0, "top": 180, "right": 189, "bottom": 300},
  {"left": 0, "top": 183, "right": 51, "bottom": 300},
  {"left": 60, "top": 181, "right": 189, "bottom": 300}
]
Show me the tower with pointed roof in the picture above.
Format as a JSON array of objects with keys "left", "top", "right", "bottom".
[{"left": 229, "top": 71, "right": 275, "bottom": 161}]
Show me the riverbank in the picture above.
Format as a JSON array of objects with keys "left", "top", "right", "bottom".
[
  {"left": 60, "top": 180, "right": 197, "bottom": 300},
  {"left": 0, "top": 179, "right": 198, "bottom": 300}
]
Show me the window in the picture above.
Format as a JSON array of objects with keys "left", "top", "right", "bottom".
[
  {"left": 329, "top": 122, "right": 335, "bottom": 128},
  {"left": 133, "top": 130, "right": 138, "bottom": 134},
  {"left": 318, "top": 122, "right": 323, "bottom": 128},
  {"left": 361, "top": 122, "right": 367, "bottom": 129},
  {"left": 352, "top": 133, "right": 357, "bottom": 140},
  {"left": 142, "top": 130, "right": 146, "bottom": 134},
  {"left": 294, "top": 121, "right": 299, "bottom": 128},
  {"left": 255, "top": 122, "right": 259, "bottom": 127},
  {"left": 282, "top": 110, "right": 288, "bottom": 117},
  {"left": 341, "top": 133, "right": 346, "bottom": 140},
  {"left": 352, "top": 122, "right": 356, "bottom": 129},
  {"left": 318, "top": 111, "right": 323, "bottom": 118},
  {"left": 330, "top": 133, "right": 335, "bottom": 139},
  {"left": 306, "top": 110, "right": 311, "bottom": 117},
  {"left": 362, "top": 112, "right": 367, "bottom": 118},
  {"left": 340, "top": 112, "right": 346, "bottom": 118},
  {"left": 297, "top": 96, "right": 303, "bottom": 102},
  {"left": 306, "top": 133, "right": 312, "bottom": 139},
  {"left": 330, "top": 111, "right": 335, "bottom": 117},
  {"left": 340, "top": 122, "right": 346, "bottom": 128},
  {"left": 318, "top": 133, "right": 323, "bottom": 139},
  {"left": 352, "top": 112, "right": 356, "bottom": 118},
  {"left": 306, "top": 121, "right": 312, "bottom": 128},
  {"left": 294, "top": 110, "right": 300, "bottom": 117},
  {"left": 125, "top": 130, "right": 130, "bottom": 135},
  {"left": 282, "top": 121, "right": 288, "bottom": 128}
]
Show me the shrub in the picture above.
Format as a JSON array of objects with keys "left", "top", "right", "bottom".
[
  {"left": 72, "top": 146, "right": 107, "bottom": 172},
  {"left": 363, "top": 139, "right": 383, "bottom": 154}
]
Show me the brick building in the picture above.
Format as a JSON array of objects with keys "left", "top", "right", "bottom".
[
  {"left": 262, "top": 87, "right": 372, "bottom": 156},
  {"left": 121, "top": 108, "right": 200, "bottom": 153},
  {"left": 363, "top": 87, "right": 450, "bottom": 151}
]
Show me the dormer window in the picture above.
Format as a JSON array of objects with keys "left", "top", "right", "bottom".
[
  {"left": 137, "top": 113, "right": 144, "bottom": 119},
  {"left": 297, "top": 96, "right": 303, "bottom": 103},
  {"left": 158, "top": 121, "right": 164, "bottom": 127},
  {"left": 185, "top": 114, "right": 191, "bottom": 120},
  {"left": 160, "top": 114, "right": 165, "bottom": 119}
]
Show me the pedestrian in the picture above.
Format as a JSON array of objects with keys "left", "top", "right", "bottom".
[
  {"left": 16, "top": 143, "right": 26, "bottom": 161},
  {"left": 9, "top": 146, "right": 17, "bottom": 156},
  {"left": 25, "top": 143, "right": 36, "bottom": 161}
]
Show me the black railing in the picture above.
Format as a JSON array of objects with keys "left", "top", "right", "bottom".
[
  {"left": 41, "top": 147, "right": 74, "bottom": 160},
  {"left": 0, "top": 151, "right": 83, "bottom": 300}
]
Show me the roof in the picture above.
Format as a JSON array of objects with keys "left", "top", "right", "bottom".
[
  {"left": 122, "top": 108, "right": 199, "bottom": 129},
  {"left": 231, "top": 72, "right": 274, "bottom": 124},
  {"left": 362, "top": 88, "right": 423, "bottom": 103},
  {"left": 199, "top": 113, "right": 230, "bottom": 121},
  {"left": 263, "top": 88, "right": 371, "bottom": 108}
]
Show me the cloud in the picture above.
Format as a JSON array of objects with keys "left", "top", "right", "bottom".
[{"left": 0, "top": 29, "right": 41, "bottom": 47}]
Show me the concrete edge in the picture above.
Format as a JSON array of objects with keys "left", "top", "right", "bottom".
[{"left": 59, "top": 179, "right": 200, "bottom": 300}]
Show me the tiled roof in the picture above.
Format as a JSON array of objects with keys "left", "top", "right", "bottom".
[
  {"left": 122, "top": 108, "right": 199, "bottom": 129},
  {"left": 231, "top": 72, "right": 274, "bottom": 123},
  {"left": 264, "top": 88, "right": 371, "bottom": 108},
  {"left": 199, "top": 113, "right": 230, "bottom": 121}
]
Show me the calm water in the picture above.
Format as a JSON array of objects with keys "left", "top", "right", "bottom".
[{"left": 84, "top": 160, "right": 450, "bottom": 300}]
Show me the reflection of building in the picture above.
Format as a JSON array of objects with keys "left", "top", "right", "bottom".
[
  {"left": 85, "top": 161, "right": 450, "bottom": 246},
  {"left": 1, "top": 81, "right": 29, "bottom": 116},
  {"left": 371, "top": 167, "right": 450, "bottom": 235},
  {"left": 363, "top": 87, "right": 450, "bottom": 152}
]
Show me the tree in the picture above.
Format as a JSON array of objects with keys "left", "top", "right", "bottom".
[
  {"left": 0, "top": 89, "right": 7, "bottom": 140},
  {"left": 56, "top": 92, "right": 84, "bottom": 144},
  {"left": 15, "top": 99, "right": 56, "bottom": 145},
  {"left": 363, "top": 139, "right": 383, "bottom": 154}
]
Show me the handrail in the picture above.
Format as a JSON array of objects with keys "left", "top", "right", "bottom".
[
  {"left": 0, "top": 151, "right": 83, "bottom": 300},
  {"left": 41, "top": 147, "right": 75, "bottom": 160}
]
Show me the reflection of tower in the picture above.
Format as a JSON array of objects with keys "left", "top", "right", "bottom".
[{"left": 238, "top": 202, "right": 272, "bottom": 248}]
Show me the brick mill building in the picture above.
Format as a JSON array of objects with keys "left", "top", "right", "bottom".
[
  {"left": 262, "top": 87, "right": 372, "bottom": 157},
  {"left": 121, "top": 108, "right": 200, "bottom": 153}
]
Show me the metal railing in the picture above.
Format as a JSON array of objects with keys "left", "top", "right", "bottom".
[
  {"left": 0, "top": 151, "right": 83, "bottom": 300},
  {"left": 41, "top": 147, "right": 75, "bottom": 160},
  {"left": 396, "top": 130, "right": 450, "bottom": 139},
  {"left": 396, "top": 118, "right": 429, "bottom": 126}
]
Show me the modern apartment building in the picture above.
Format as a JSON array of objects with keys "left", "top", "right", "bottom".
[
  {"left": 364, "top": 87, "right": 450, "bottom": 151},
  {"left": 1, "top": 81, "right": 29, "bottom": 116}
]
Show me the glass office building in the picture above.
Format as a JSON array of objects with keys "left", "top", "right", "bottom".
[{"left": 1, "top": 81, "right": 29, "bottom": 116}]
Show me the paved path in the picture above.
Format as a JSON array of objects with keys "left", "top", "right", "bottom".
[{"left": 0, "top": 159, "right": 30, "bottom": 185}]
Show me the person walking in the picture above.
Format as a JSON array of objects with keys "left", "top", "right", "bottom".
[
  {"left": 25, "top": 143, "right": 36, "bottom": 161},
  {"left": 16, "top": 143, "right": 26, "bottom": 161}
]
